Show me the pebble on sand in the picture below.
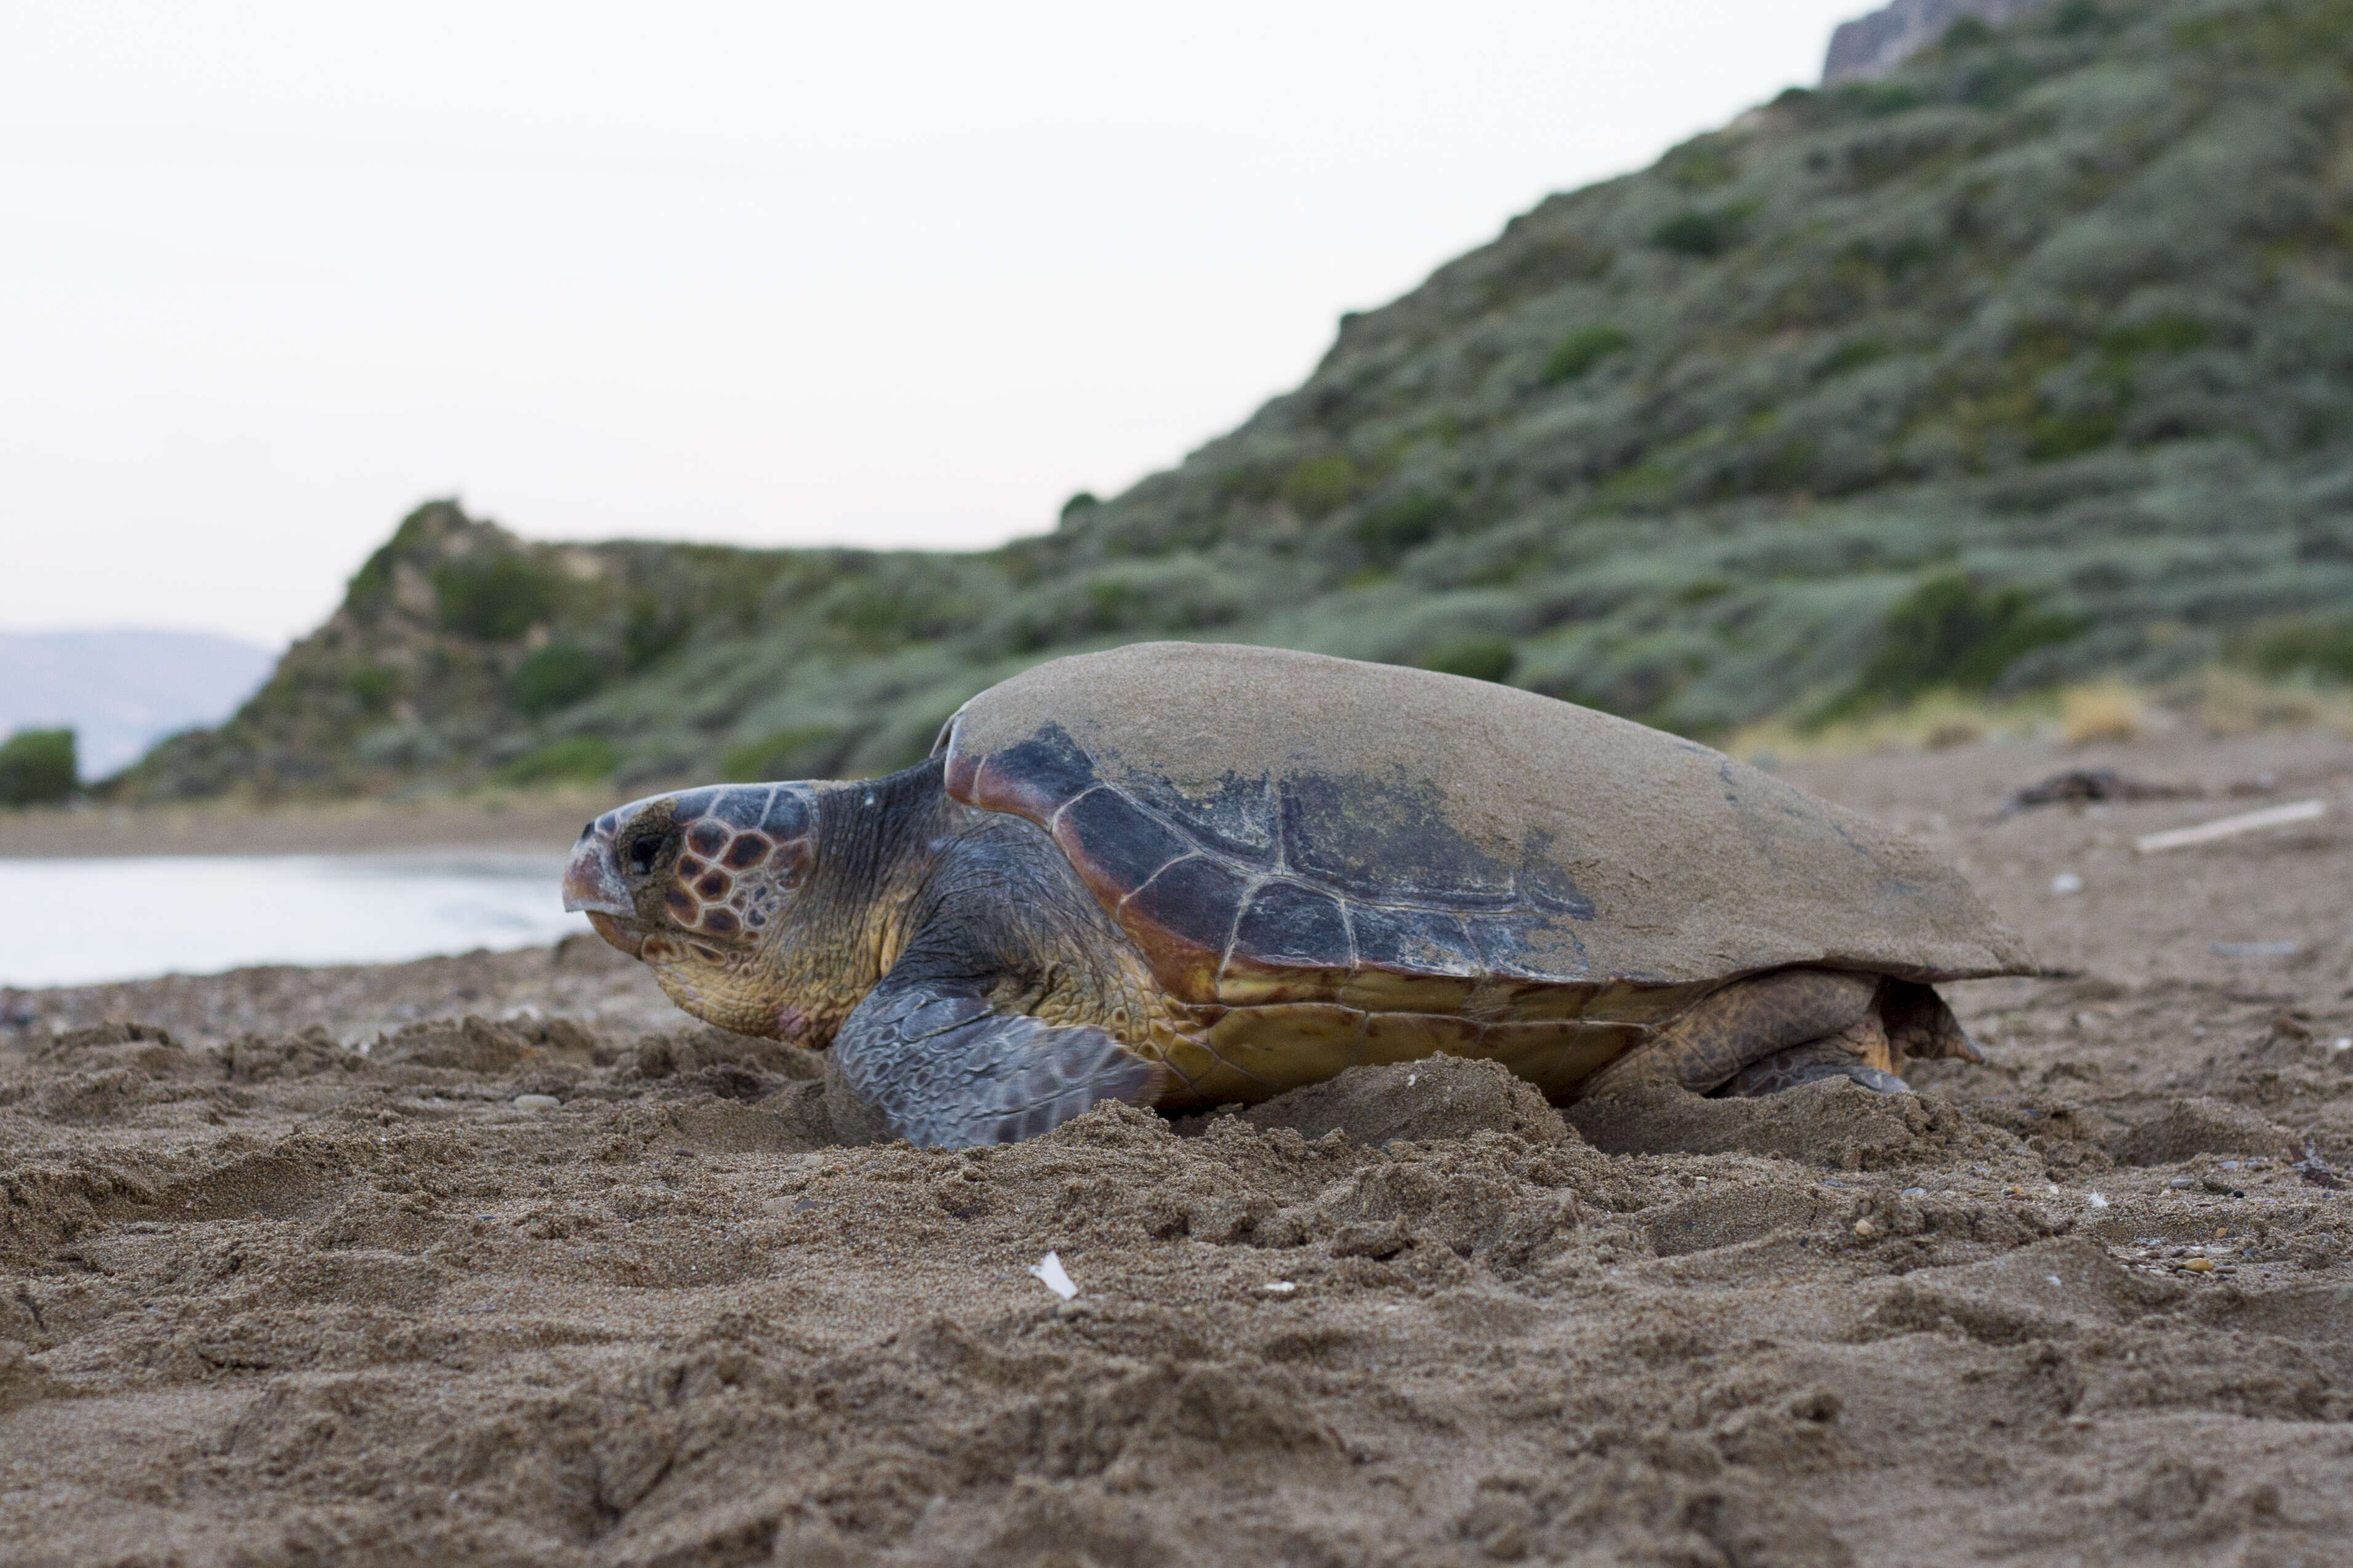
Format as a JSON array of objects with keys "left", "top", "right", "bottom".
[{"left": 512, "top": 1094, "right": 560, "bottom": 1111}]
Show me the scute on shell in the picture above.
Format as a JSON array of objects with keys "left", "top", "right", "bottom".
[{"left": 939, "top": 642, "right": 2034, "bottom": 1018}]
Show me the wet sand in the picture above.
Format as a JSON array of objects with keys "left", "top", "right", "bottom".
[{"left": 2, "top": 729, "right": 2351, "bottom": 1566}]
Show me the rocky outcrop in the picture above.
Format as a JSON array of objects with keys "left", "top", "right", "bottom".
[{"left": 1822, "top": 0, "right": 2053, "bottom": 83}]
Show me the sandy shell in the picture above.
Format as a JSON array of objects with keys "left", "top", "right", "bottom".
[{"left": 940, "top": 642, "right": 2034, "bottom": 1026}]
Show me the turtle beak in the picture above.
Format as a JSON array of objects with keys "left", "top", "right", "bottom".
[
  {"left": 582, "top": 910, "right": 646, "bottom": 959},
  {"left": 563, "top": 816, "right": 643, "bottom": 958}
]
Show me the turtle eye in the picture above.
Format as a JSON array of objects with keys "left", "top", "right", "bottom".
[{"left": 624, "top": 828, "right": 677, "bottom": 880}]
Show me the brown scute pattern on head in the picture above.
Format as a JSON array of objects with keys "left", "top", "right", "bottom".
[
  {"left": 583, "top": 782, "right": 818, "bottom": 943},
  {"left": 663, "top": 782, "right": 815, "bottom": 837},
  {"left": 942, "top": 642, "right": 2037, "bottom": 1013},
  {"left": 665, "top": 823, "right": 801, "bottom": 940}
]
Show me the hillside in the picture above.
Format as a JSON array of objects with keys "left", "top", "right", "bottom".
[{"left": 126, "top": 0, "right": 2353, "bottom": 801}]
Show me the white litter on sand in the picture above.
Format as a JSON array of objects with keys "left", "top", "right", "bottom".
[
  {"left": 2135, "top": 799, "right": 2325, "bottom": 854},
  {"left": 1027, "top": 1252, "right": 1078, "bottom": 1300},
  {"left": 1262, "top": 1281, "right": 1298, "bottom": 1295},
  {"left": 2088, "top": 1191, "right": 2110, "bottom": 1209}
]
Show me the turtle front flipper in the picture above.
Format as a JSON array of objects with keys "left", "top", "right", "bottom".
[{"left": 835, "top": 979, "right": 1163, "bottom": 1148}]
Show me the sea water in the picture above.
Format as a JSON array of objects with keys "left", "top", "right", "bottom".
[{"left": 0, "top": 853, "right": 584, "bottom": 988}]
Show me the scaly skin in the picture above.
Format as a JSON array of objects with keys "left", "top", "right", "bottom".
[{"left": 565, "top": 759, "right": 1172, "bottom": 1055}]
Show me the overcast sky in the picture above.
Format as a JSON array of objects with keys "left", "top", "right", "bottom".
[{"left": 4, "top": 1, "right": 1869, "bottom": 647}]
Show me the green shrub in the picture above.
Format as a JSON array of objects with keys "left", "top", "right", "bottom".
[
  {"left": 995, "top": 558, "right": 1248, "bottom": 651},
  {"left": 1663, "top": 139, "right": 1741, "bottom": 193},
  {"left": 1355, "top": 493, "right": 1454, "bottom": 559},
  {"left": 509, "top": 643, "right": 607, "bottom": 716},
  {"left": 2247, "top": 620, "right": 2353, "bottom": 682},
  {"left": 344, "top": 665, "right": 399, "bottom": 713},
  {"left": 2052, "top": 0, "right": 2106, "bottom": 34},
  {"left": 1417, "top": 637, "right": 1518, "bottom": 684},
  {"left": 1593, "top": 462, "right": 1677, "bottom": 511},
  {"left": 1282, "top": 452, "right": 1360, "bottom": 518},
  {"left": 721, "top": 727, "right": 846, "bottom": 782},
  {"left": 1941, "top": 15, "right": 1996, "bottom": 50},
  {"left": 0, "top": 728, "right": 75, "bottom": 805},
  {"left": 434, "top": 553, "right": 558, "bottom": 640},
  {"left": 495, "top": 735, "right": 619, "bottom": 786},
  {"left": 1541, "top": 325, "right": 1632, "bottom": 385},
  {"left": 1842, "top": 83, "right": 1926, "bottom": 118},
  {"left": 1848, "top": 574, "right": 2087, "bottom": 705},
  {"left": 623, "top": 591, "right": 691, "bottom": 670},
  {"left": 2026, "top": 409, "right": 2121, "bottom": 462},
  {"left": 1651, "top": 205, "right": 1753, "bottom": 259},
  {"left": 1060, "top": 491, "right": 1100, "bottom": 521},
  {"left": 1818, "top": 337, "right": 1891, "bottom": 379},
  {"left": 2102, "top": 317, "right": 2208, "bottom": 357}
]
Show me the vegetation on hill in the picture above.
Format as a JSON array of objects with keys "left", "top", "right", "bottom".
[{"left": 124, "top": 0, "right": 2353, "bottom": 801}]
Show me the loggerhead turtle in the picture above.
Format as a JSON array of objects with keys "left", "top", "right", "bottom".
[{"left": 563, "top": 642, "right": 2034, "bottom": 1146}]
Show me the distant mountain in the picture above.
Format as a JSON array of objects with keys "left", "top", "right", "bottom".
[
  {"left": 1824, "top": 0, "right": 2055, "bottom": 85},
  {"left": 123, "top": 0, "right": 2353, "bottom": 801},
  {"left": 0, "top": 631, "right": 278, "bottom": 778}
]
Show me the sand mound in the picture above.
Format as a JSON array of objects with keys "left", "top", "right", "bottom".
[
  {"left": 1563, "top": 1077, "right": 2011, "bottom": 1170},
  {"left": 372, "top": 1012, "right": 603, "bottom": 1072},
  {"left": 2111, "top": 1097, "right": 2295, "bottom": 1166},
  {"left": 1212, "top": 1055, "right": 1571, "bottom": 1147}
]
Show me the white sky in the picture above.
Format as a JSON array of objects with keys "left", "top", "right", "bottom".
[{"left": 2, "top": 1, "right": 1867, "bottom": 647}]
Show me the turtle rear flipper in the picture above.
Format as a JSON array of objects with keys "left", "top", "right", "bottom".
[
  {"left": 1581, "top": 968, "right": 1887, "bottom": 1100},
  {"left": 836, "top": 980, "right": 1161, "bottom": 1148}
]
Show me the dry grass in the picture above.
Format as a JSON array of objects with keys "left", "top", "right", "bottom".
[
  {"left": 1730, "top": 687, "right": 2059, "bottom": 765},
  {"left": 1732, "top": 671, "right": 2353, "bottom": 766},
  {"left": 2061, "top": 681, "right": 2145, "bottom": 745},
  {"left": 2173, "top": 668, "right": 2353, "bottom": 738}
]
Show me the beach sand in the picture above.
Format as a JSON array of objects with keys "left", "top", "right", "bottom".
[
  {"left": 3, "top": 729, "right": 2351, "bottom": 1566},
  {"left": 0, "top": 792, "right": 607, "bottom": 860}
]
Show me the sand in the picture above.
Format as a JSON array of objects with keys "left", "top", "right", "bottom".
[
  {"left": 0, "top": 793, "right": 606, "bottom": 860},
  {"left": 2, "top": 728, "right": 2351, "bottom": 1566}
]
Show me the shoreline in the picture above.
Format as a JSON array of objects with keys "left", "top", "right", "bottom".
[{"left": 0, "top": 791, "right": 607, "bottom": 859}]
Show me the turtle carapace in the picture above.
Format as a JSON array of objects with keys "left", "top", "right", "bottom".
[{"left": 563, "top": 643, "right": 2034, "bottom": 1147}]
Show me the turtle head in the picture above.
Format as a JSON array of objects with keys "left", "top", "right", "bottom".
[{"left": 564, "top": 782, "right": 823, "bottom": 1038}]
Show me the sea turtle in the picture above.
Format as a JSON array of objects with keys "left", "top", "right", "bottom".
[{"left": 563, "top": 642, "right": 2034, "bottom": 1146}]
